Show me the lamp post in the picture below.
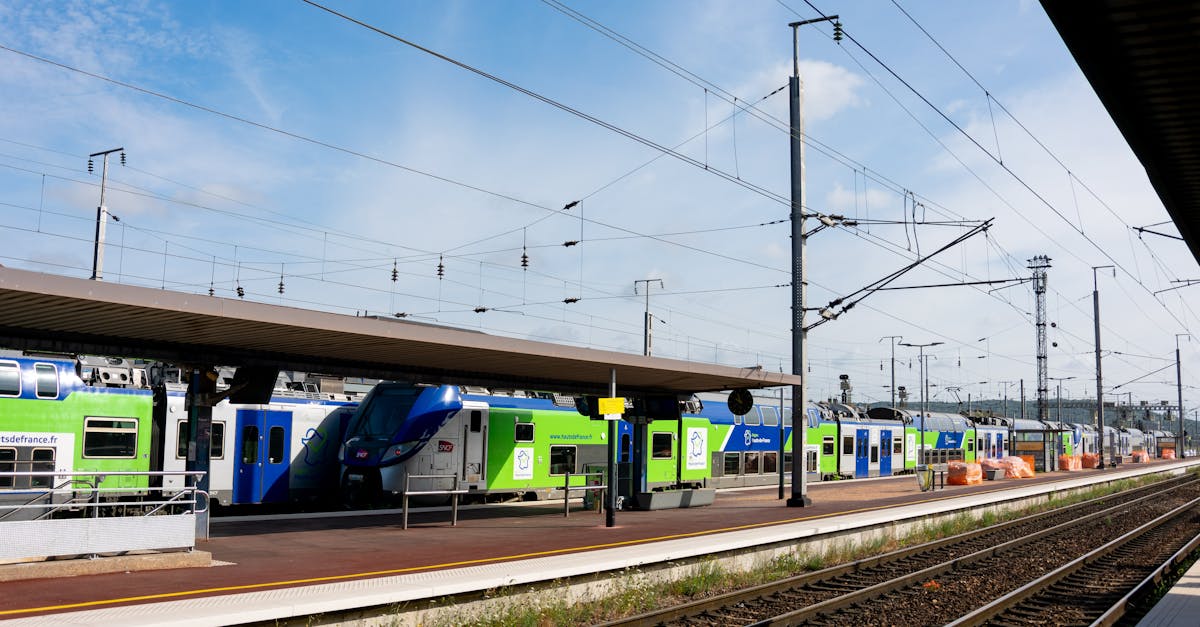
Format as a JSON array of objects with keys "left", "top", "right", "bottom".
[
  {"left": 900, "top": 341, "right": 943, "bottom": 465},
  {"left": 1049, "top": 376, "right": 1076, "bottom": 422}
]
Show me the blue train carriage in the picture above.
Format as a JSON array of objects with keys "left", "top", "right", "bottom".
[
  {"left": 970, "top": 415, "right": 1011, "bottom": 461},
  {"left": 340, "top": 383, "right": 645, "bottom": 504},
  {"left": 158, "top": 373, "right": 359, "bottom": 507},
  {"left": 911, "top": 411, "right": 974, "bottom": 465},
  {"left": 700, "top": 392, "right": 801, "bottom": 489},
  {"left": 826, "top": 403, "right": 905, "bottom": 479}
]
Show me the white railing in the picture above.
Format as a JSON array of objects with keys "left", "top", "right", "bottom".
[
  {"left": 401, "top": 473, "right": 468, "bottom": 530},
  {"left": 0, "top": 470, "right": 206, "bottom": 562}
]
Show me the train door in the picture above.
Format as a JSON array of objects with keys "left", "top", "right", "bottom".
[
  {"left": 855, "top": 429, "right": 869, "bottom": 478},
  {"left": 461, "top": 407, "right": 487, "bottom": 488},
  {"left": 233, "top": 409, "right": 291, "bottom": 504},
  {"left": 879, "top": 429, "right": 893, "bottom": 476}
]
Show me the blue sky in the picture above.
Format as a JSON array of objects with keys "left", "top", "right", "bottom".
[{"left": 1, "top": 1, "right": 1197, "bottom": 416}]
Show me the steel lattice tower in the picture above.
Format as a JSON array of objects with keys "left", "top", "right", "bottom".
[{"left": 1029, "top": 255, "right": 1052, "bottom": 421}]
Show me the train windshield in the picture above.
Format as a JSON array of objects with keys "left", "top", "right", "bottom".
[{"left": 347, "top": 386, "right": 422, "bottom": 439}]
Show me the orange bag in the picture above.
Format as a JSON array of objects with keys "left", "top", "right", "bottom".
[
  {"left": 947, "top": 461, "right": 984, "bottom": 486},
  {"left": 1162, "top": 449, "right": 1176, "bottom": 460},
  {"left": 1081, "top": 452, "right": 1100, "bottom": 468},
  {"left": 1057, "top": 455, "right": 1082, "bottom": 471},
  {"left": 1003, "top": 456, "right": 1035, "bottom": 478}
]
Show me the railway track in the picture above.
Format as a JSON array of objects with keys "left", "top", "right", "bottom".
[
  {"left": 949, "top": 497, "right": 1200, "bottom": 626},
  {"left": 600, "top": 474, "right": 1200, "bottom": 626}
]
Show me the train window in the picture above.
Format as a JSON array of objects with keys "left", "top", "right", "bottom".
[
  {"left": 0, "top": 361, "right": 19, "bottom": 396},
  {"left": 176, "top": 421, "right": 227, "bottom": 459},
  {"left": 514, "top": 422, "right": 534, "bottom": 442},
  {"left": 723, "top": 452, "right": 740, "bottom": 475},
  {"left": 822, "top": 437, "right": 834, "bottom": 455},
  {"left": 762, "top": 452, "right": 778, "bottom": 473},
  {"left": 267, "top": 427, "right": 285, "bottom": 464},
  {"left": 34, "top": 363, "right": 58, "bottom": 399},
  {"left": 0, "top": 448, "right": 14, "bottom": 487},
  {"left": 31, "top": 448, "right": 54, "bottom": 488},
  {"left": 783, "top": 452, "right": 793, "bottom": 473},
  {"left": 761, "top": 407, "right": 779, "bottom": 427},
  {"left": 805, "top": 450, "right": 816, "bottom": 472},
  {"left": 783, "top": 408, "right": 793, "bottom": 427},
  {"left": 743, "top": 452, "right": 760, "bottom": 474},
  {"left": 177, "top": 421, "right": 189, "bottom": 458},
  {"left": 469, "top": 410, "right": 483, "bottom": 433},
  {"left": 242, "top": 426, "right": 259, "bottom": 464},
  {"left": 733, "top": 414, "right": 742, "bottom": 425},
  {"left": 652, "top": 433, "right": 673, "bottom": 459},
  {"left": 211, "top": 423, "right": 226, "bottom": 459},
  {"left": 870, "top": 445, "right": 879, "bottom": 463},
  {"left": 967, "top": 439, "right": 974, "bottom": 452},
  {"left": 893, "top": 437, "right": 903, "bottom": 454},
  {"left": 744, "top": 409, "right": 761, "bottom": 426},
  {"left": 549, "top": 445, "right": 576, "bottom": 475},
  {"left": 83, "top": 417, "right": 137, "bottom": 458},
  {"left": 842, "top": 436, "right": 854, "bottom": 455}
]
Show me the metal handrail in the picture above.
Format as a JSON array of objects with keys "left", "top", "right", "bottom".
[
  {"left": 0, "top": 470, "right": 207, "bottom": 518},
  {"left": 401, "top": 473, "right": 468, "bottom": 530},
  {"left": 562, "top": 471, "right": 607, "bottom": 518}
]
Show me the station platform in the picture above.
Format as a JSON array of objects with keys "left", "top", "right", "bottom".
[{"left": 2, "top": 459, "right": 1197, "bottom": 626}]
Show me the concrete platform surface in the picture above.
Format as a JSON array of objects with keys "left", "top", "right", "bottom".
[{"left": 0, "top": 459, "right": 1195, "bottom": 625}]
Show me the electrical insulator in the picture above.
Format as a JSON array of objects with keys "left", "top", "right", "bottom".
[
  {"left": 236, "top": 285, "right": 245, "bottom": 298},
  {"left": 87, "top": 159, "right": 94, "bottom": 174},
  {"left": 120, "top": 151, "right": 126, "bottom": 166},
  {"left": 391, "top": 260, "right": 398, "bottom": 282},
  {"left": 833, "top": 20, "right": 843, "bottom": 42},
  {"left": 208, "top": 286, "right": 214, "bottom": 297},
  {"left": 521, "top": 252, "right": 529, "bottom": 269},
  {"left": 278, "top": 278, "right": 285, "bottom": 294},
  {"left": 437, "top": 255, "right": 444, "bottom": 279}
]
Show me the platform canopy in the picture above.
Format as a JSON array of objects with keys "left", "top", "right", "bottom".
[
  {"left": 0, "top": 267, "right": 797, "bottom": 396},
  {"left": 1042, "top": 0, "right": 1200, "bottom": 262}
]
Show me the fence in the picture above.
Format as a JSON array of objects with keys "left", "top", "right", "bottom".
[{"left": 0, "top": 470, "right": 206, "bottom": 562}]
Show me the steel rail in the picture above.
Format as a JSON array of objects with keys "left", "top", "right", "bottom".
[
  {"left": 751, "top": 483, "right": 1197, "bottom": 626},
  {"left": 946, "top": 496, "right": 1200, "bottom": 626},
  {"left": 598, "top": 474, "right": 1196, "bottom": 626}
]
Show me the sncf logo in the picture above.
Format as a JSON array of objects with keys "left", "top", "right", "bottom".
[
  {"left": 355, "top": 449, "right": 369, "bottom": 459},
  {"left": 438, "top": 440, "right": 455, "bottom": 453}
]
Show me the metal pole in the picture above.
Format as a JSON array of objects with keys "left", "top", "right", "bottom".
[
  {"left": 1093, "top": 266, "right": 1112, "bottom": 467},
  {"left": 778, "top": 387, "right": 785, "bottom": 499},
  {"left": 1177, "top": 334, "right": 1189, "bottom": 459},
  {"left": 784, "top": 14, "right": 839, "bottom": 508},
  {"left": 880, "top": 336, "right": 902, "bottom": 407},
  {"left": 606, "top": 367, "right": 617, "bottom": 527},
  {"left": 88, "top": 147, "right": 124, "bottom": 281},
  {"left": 1020, "top": 379, "right": 1026, "bottom": 420},
  {"left": 788, "top": 20, "right": 808, "bottom": 508},
  {"left": 634, "top": 279, "right": 663, "bottom": 357}
]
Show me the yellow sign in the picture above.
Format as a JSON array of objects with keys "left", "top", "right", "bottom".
[{"left": 598, "top": 397, "right": 625, "bottom": 416}]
